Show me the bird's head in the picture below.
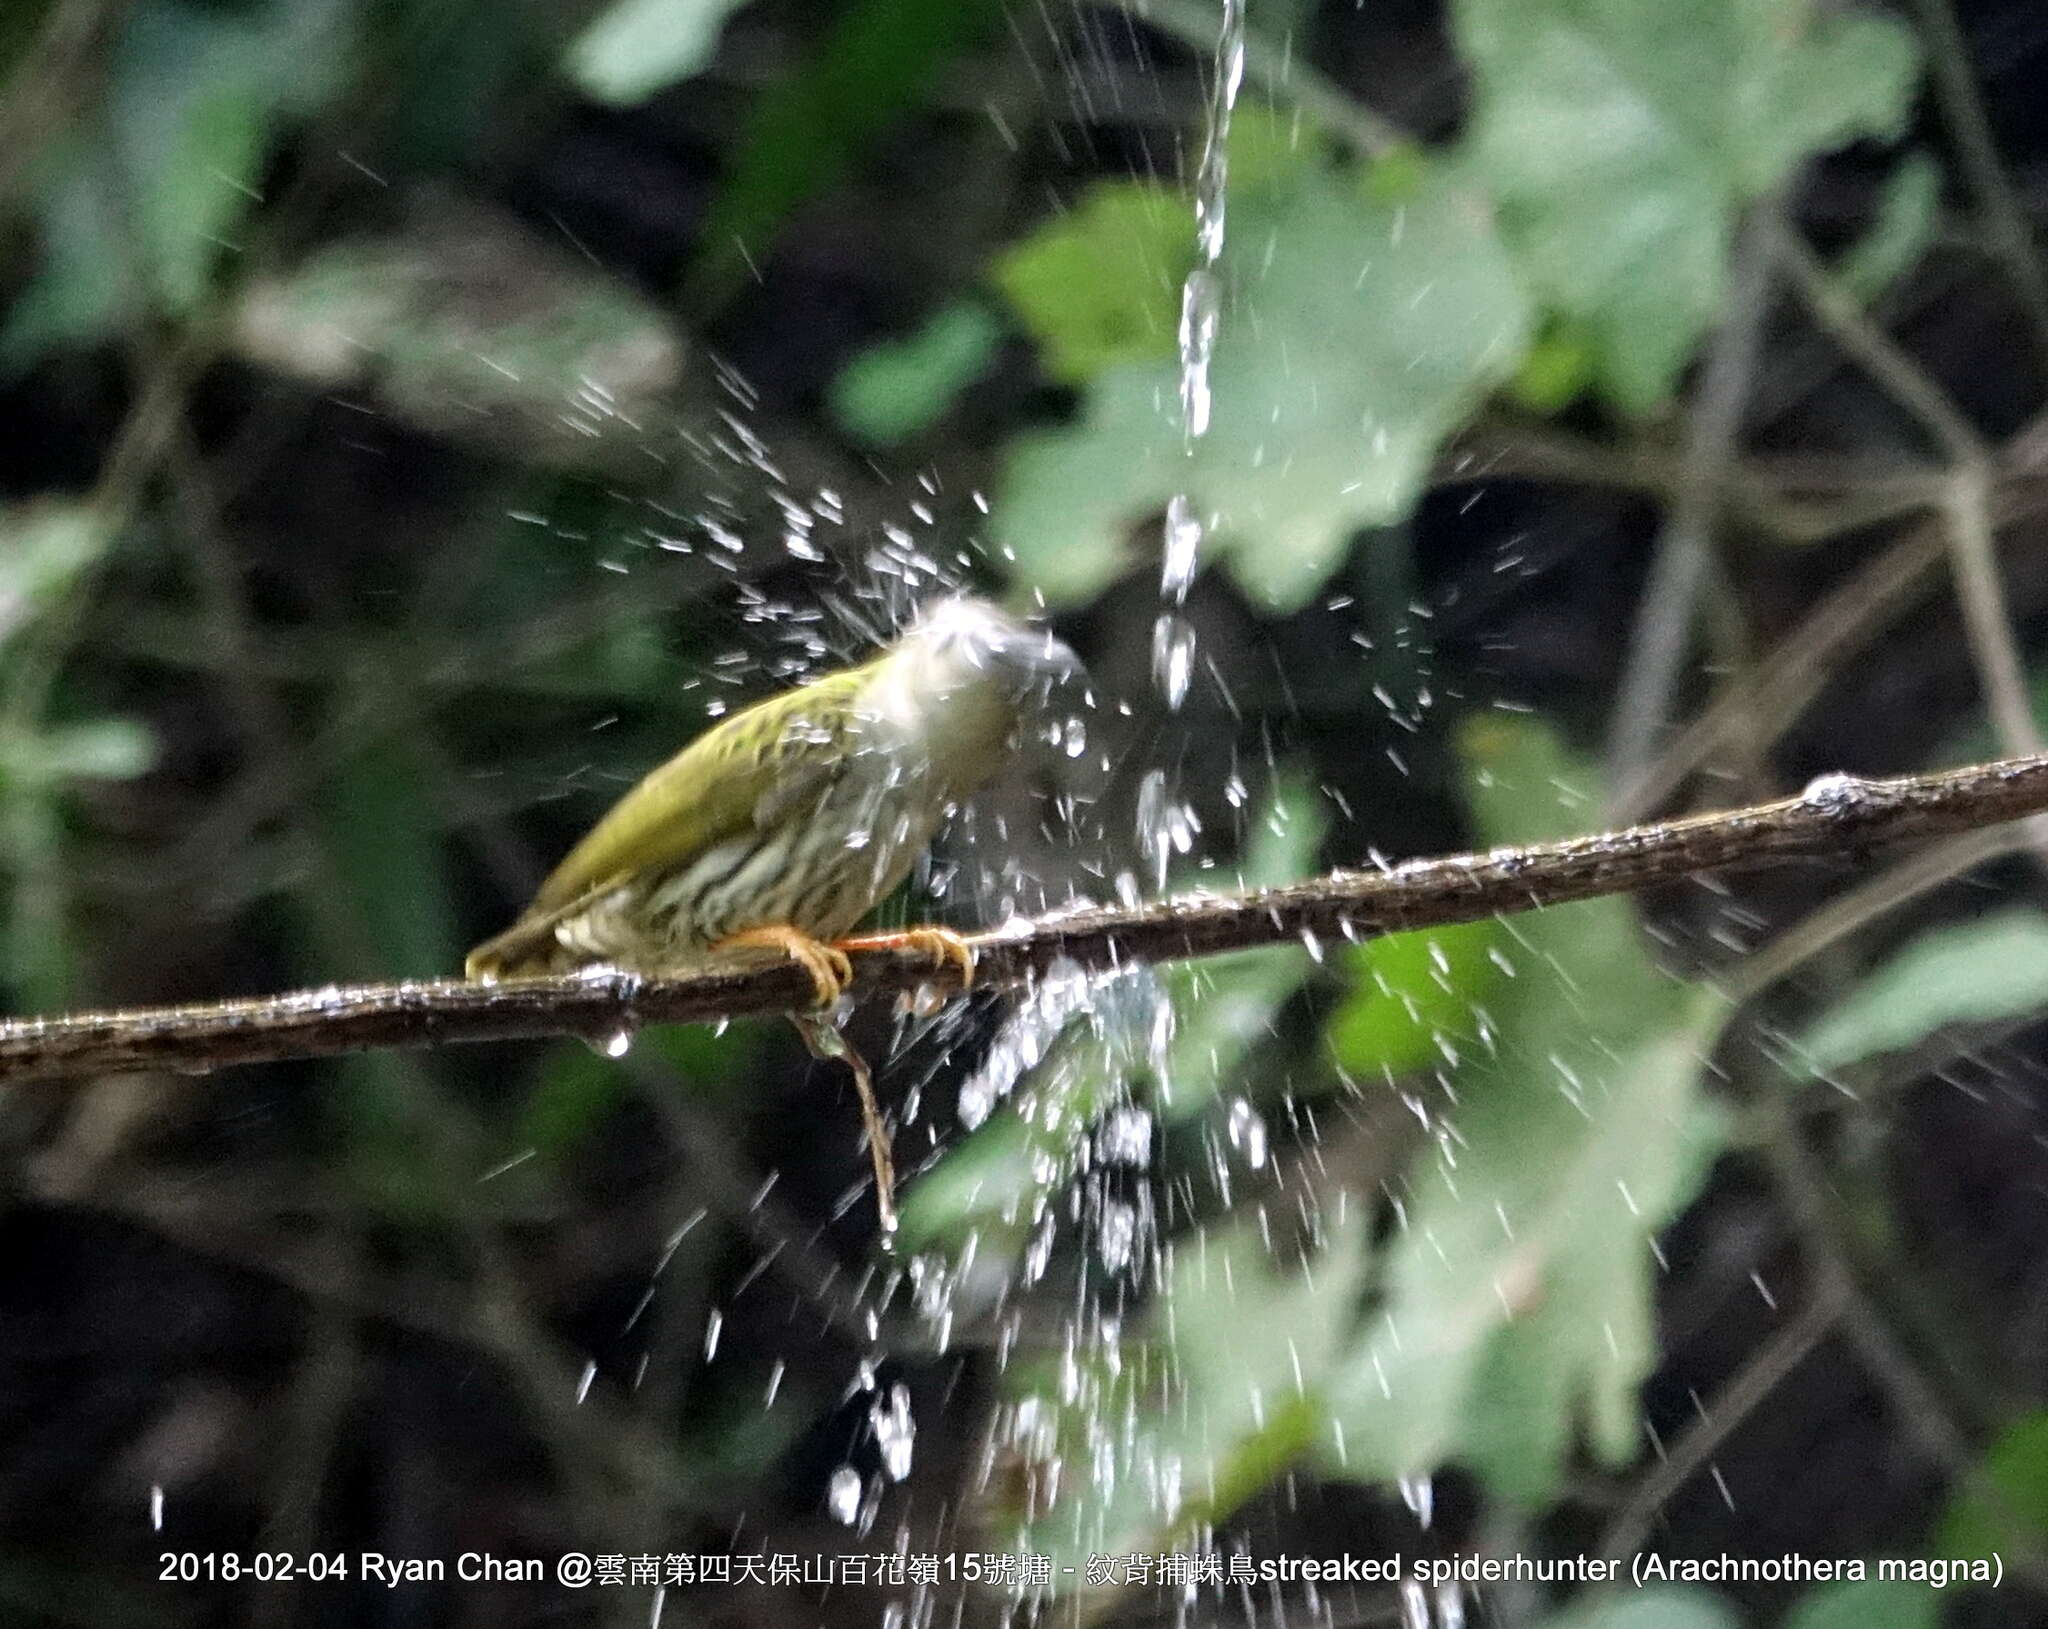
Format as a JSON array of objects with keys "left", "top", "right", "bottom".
[
  {"left": 894, "top": 595, "right": 1080, "bottom": 699},
  {"left": 865, "top": 595, "right": 1081, "bottom": 782}
]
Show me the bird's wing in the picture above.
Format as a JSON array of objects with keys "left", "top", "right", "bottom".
[{"left": 523, "top": 665, "right": 871, "bottom": 920}]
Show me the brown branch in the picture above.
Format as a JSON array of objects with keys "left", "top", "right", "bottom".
[{"left": 9, "top": 754, "right": 2048, "bottom": 1084}]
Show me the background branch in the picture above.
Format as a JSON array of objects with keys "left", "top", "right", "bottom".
[{"left": 8, "top": 753, "right": 2048, "bottom": 1084}]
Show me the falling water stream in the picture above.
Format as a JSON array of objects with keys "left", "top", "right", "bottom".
[
  {"left": 1151, "top": 0, "right": 1245, "bottom": 715},
  {"left": 807, "top": 6, "right": 1276, "bottom": 1622}
]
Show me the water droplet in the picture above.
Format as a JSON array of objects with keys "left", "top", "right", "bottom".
[
  {"left": 1161, "top": 495, "right": 1203, "bottom": 603},
  {"left": 1175, "top": 273, "right": 1221, "bottom": 439},
  {"left": 148, "top": 1484, "right": 164, "bottom": 1531},
  {"left": 1097, "top": 1200, "right": 1138, "bottom": 1272},
  {"left": 1098, "top": 1105, "right": 1153, "bottom": 1165},
  {"left": 827, "top": 1465, "right": 862, "bottom": 1525},
  {"left": 1152, "top": 612, "right": 1196, "bottom": 710},
  {"left": 1400, "top": 1579, "right": 1432, "bottom": 1629},
  {"left": 1227, "top": 1098, "right": 1268, "bottom": 1170},
  {"left": 1136, "top": 768, "right": 1200, "bottom": 891},
  {"left": 1398, "top": 1472, "right": 1435, "bottom": 1529},
  {"left": 703, "top": 1310, "right": 722, "bottom": 1360},
  {"left": 870, "top": 1382, "right": 915, "bottom": 1481},
  {"left": 587, "top": 1027, "right": 633, "bottom": 1060}
]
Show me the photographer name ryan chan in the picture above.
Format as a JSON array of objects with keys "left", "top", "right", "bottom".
[{"left": 362, "top": 1555, "right": 543, "bottom": 1585}]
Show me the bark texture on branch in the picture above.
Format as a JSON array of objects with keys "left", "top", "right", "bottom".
[{"left": 6, "top": 754, "right": 2048, "bottom": 1085}]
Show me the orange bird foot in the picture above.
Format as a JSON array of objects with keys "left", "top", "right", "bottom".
[
  {"left": 831, "top": 927, "right": 977, "bottom": 993},
  {"left": 712, "top": 925, "right": 854, "bottom": 1009}
]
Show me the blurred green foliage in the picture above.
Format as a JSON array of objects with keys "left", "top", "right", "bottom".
[
  {"left": 972, "top": 0, "right": 1920, "bottom": 613},
  {"left": 568, "top": 0, "right": 753, "bottom": 107},
  {"left": 1796, "top": 909, "right": 2048, "bottom": 1077},
  {"left": 2, "top": 0, "right": 2034, "bottom": 1621},
  {"left": 682, "top": 0, "right": 1007, "bottom": 311},
  {"left": 978, "top": 718, "right": 1729, "bottom": 1558},
  {"left": 994, "top": 155, "right": 1535, "bottom": 611},
  {"left": 1456, "top": 0, "right": 1917, "bottom": 412}
]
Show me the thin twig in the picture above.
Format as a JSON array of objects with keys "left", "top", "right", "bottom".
[
  {"left": 1598, "top": 1280, "right": 1847, "bottom": 1563},
  {"left": 0, "top": 0, "right": 124, "bottom": 207},
  {"left": 1755, "top": 1093, "right": 2048, "bottom": 1591},
  {"left": 1606, "top": 204, "right": 1780, "bottom": 814},
  {"left": 1775, "top": 224, "right": 1986, "bottom": 464},
  {"left": 1779, "top": 227, "right": 2045, "bottom": 765},
  {"left": 796, "top": 1017, "right": 899, "bottom": 1236},
  {"left": 1907, "top": 0, "right": 2048, "bottom": 365},
  {"left": 8, "top": 753, "right": 2048, "bottom": 1082},
  {"left": 1727, "top": 816, "right": 2043, "bottom": 1006},
  {"left": 1943, "top": 457, "right": 2046, "bottom": 755},
  {"left": 1612, "top": 519, "right": 1950, "bottom": 823}
]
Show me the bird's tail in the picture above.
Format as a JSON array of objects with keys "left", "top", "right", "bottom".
[{"left": 463, "top": 914, "right": 568, "bottom": 980}]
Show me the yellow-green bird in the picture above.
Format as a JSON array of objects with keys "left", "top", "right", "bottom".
[{"left": 465, "top": 595, "right": 1076, "bottom": 1005}]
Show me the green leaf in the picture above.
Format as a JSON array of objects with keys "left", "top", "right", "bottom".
[
  {"left": 993, "top": 159, "right": 1532, "bottom": 611},
  {"left": 1782, "top": 1579, "right": 1941, "bottom": 1629},
  {"left": 829, "top": 299, "right": 1003, "bottom": 446},
  {"left": 1317, "top": 717, "right": 1726, "bottom": 1505},
  {"left": 1936, "top": 1409, "right": 2048, "bottom": 1557},
  {"left": 1836, "top": 151, "right": 1941, "bottom": 303},
  {"left": 4, "top": 0, "right": 357, "bottom": 363},
  {"left": 1454, "top": 0, "right": 1920, "bottom": 413},
  {"left": 987, "top": 718, "right": 1728, "bottom": 1559},
  {"left": 1539, "top": 1589, "right": 1741, "bottom": 1629},
  {"left": 991, "top": 183, "right": 1193, "bottom": 384},
  {"left": 1510, "top": 320, "right": 1601, "bottom": 414},
  {"left": 143, "top": 80, "right": 267, "bottom": 309},
  {"left": 998, "top": 1208, "right": 1373, "bottom": 1568},
  {"left": 233, "top": 197, "right": 686, "bottom": 473},
  {"left": 0, "top": 501, "right": 112, "bottom": 650},
  {"left": 28, "top": 720, "right": 156, "bottom": 783},
  {"left": 1328, "top": 917, "right": 1503, "bottom": 1080},
  {"left": 567, "top": 0, "right": 751, "bottom": 105},
  {"left": 1, "top": 773, "right": 71, "bottom": 1008},
  {"left": 682, "top": 0, "right": 1004, "bottom": 312},
  {"left": 1795, "top": 910, "right": 2048, "bottom": 1076},
  {"left": 989, "top": 109, "right": 1311, "bottom": 387}
]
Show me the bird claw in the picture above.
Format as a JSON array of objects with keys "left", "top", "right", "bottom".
[
  {"left": 831, "top": 927, "right": 976, "bottom": 995},
  {"left": 711, "top": 926, "right": 853, "bottom": 1009}
]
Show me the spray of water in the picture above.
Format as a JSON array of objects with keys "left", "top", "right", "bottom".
[{"left": 1151, "top": 0, "right": 1246, "bottom": 715}]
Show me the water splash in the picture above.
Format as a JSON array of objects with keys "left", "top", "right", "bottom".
[
  {"left": 827, "top": 1465, "right": 862, "bottom": 1525},
  {"left": 1136, "top": 768, "right": 1201, "bottom": 893},
  {"left": 1151, "top": 0, "right": 1246, "bottom": 710},
  {"left": 1397, "top": 1471, "right": 1435, "bottom": 1529},
  {"left": 1226, "top": 1097, "right": 1268, "bottom": 1171},
  {"left": 870, "top": 1381, "right": 916, "bottom": 1481},
  {"left": 1151, "top": 608, "right": 1197, "bottom": 711}
]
